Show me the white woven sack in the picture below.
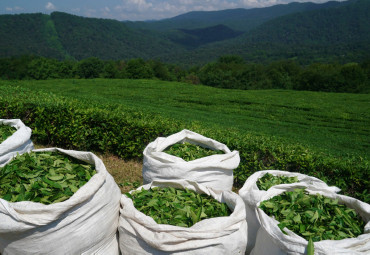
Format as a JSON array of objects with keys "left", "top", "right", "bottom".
[
  {"left": 0, "top": 119, "right": 34, "bottom": 167},
  {"left": 0, "top": 148, "right": 121, "bottom": 255},
  {"left": 239, "top": 170, "right": 340, "bottom": 254},
  {"left": 251, "top": 184, "right": 370, "bottom": 255},
  {"left": 142, "top": 129, "right": 240, "bottom": 191},
  {"left": 118, "top": 179, "right": 248, "bottom": 255}
]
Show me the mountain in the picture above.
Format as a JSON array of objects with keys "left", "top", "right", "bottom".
[
  {"left": 0, "top": 12, "right": 185, "bottom": 60},
  {"left": 161, "top": 0, "right": 370, "bottom": 65},
  {"left": 0, "top": 0, "right": 368, "bottom": 66},
  {"left": 0, "top": 13, "right": 66, "bottom": 59},
  {"left": 124, "top": 0, "right": 351, "bottom": 32},
  {"left": 49, "top": 12, "right": 184, "bottom": 60}
]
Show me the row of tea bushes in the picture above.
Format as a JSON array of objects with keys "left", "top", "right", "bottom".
[{"left": 0, "top": 84, "right": 368, "bottom": 203}]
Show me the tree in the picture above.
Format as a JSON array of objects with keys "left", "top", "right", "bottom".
[
  {"left": 339, "top": 63, "right": 367, "bottom": 92},
  {"left": 266, "top": 60, "right": 301, "bottom": 89},
  {"left": 102, "top": 60, "right": 120, "bottom": 78},
  {"left": 126, "top": 58, "right": 153, "bottom": 79},
  {"left": 198, "top": 55, "right": 247, "bottom": 89},
  {"left": 149, "top": 60, "right": 171, "bottom": 81},
  {"left": 218, "top": 55, "right": 245, "bottom": 65},
  {"left": 2, "top": 55, "right": 36, "bottom": 79},
  {"left": 75, "top": 57, "right": 103, "bottom": 78},
  {"left": 27, "top": 57, "right": 61, "bottom": 80},
  {"left": 296, "top": 63, "right": 342, "bottom": 92}
]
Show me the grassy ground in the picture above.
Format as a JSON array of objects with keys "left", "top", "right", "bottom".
[
  {"left": 98, "top": 153, "right": 143, "bottom": 193},
  {"left": 4, "top": 79, "right": 369, "bottom": 159}
]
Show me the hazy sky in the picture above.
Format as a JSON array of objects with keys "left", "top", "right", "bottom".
[{"left": 0, "top": 0, "right": 345, "bottom": 21}]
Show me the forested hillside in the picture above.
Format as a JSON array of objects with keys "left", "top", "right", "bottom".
[
  {"left": 168, "top": 24, "right": 243, "bottom": 49},
  {"left": 165, "top": 0, "right": 370, "bottom": 65},
  {"left": 0, "top": 13, "right": 66, "bottom": 59},
  {"left": 125, "top": 0, "right": 351, "bottom": 32},
  {"left": 50, "top": 12, "right": 183, "bottom": 60},
  {"left": 0, "top": 0, "right": 368, "bottom": 66}
]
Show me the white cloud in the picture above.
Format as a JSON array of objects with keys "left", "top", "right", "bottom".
[
  {"left": 240, "top": 0, "right": 346, "bottom": 8},
  {"left": 179, "top": 0, "right": 194, "bottom": 4},
  {"left": 45, "top": 2, "right": 56, "bottom": 11},
  {"left": 112, "top": 0, "right": 241, "bottom": 20},
  {"left": 85, "top": 8, "right": 97, "bottom": 17},
  {"left": 5, "top": 6, "right": 24, "bottom": 12}
]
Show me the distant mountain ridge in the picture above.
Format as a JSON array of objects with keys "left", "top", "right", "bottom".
[
  {"left": 125, "top": 0, "right": 352, "bottom": 32},
  {"left": 0, "top": 0, "right": 368, "bottom": 66}
]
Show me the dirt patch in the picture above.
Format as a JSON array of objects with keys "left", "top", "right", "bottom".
[{"left": 98, "top": 153, "right": 143, "bottom": 193}]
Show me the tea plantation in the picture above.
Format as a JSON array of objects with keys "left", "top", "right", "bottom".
[{"left": 0, "top": 79, "right": 369, "bottom": 202}]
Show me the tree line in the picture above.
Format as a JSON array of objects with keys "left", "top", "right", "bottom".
[{"left": 0, "top": 55, "right": 369, "bottom": 93}]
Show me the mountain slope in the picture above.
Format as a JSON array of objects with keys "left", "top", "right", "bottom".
[
  {"left": 50, "top": 12, "right": 184, "bottom": 60},
  {"left": 125, "top": 0, "right": 352, "bottom": 32},
  {"left": 163, "top": 0, "right": 370, "bottom": 65},
  {"left": 168, "top": 24, "right": 243, "bottom": 48},
  {"left": 0, "top": 0, "right": 368, "bottom": 66},
  {"left": 0, "top": 13, "right": 66, "bottom": 59},
  {"left": 0, "top": 12, "right": 186, "bottom": 61}
]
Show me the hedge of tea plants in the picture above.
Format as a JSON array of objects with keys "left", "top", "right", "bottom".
[{"left": 0, "top": 84, "right": 368, "bottom": 203}]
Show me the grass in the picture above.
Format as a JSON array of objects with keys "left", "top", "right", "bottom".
[{"left": 3, "top": 79, "right": 369, "bottom": 159}]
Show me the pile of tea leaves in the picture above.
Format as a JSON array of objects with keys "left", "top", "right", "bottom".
[
  {"left": 163, "top": 142, "right": 223, "bottom": 161},
  {"left": 259, "top": 188, "right": 365, "bottom": 242},
  {"left": 127, "top": 187, "right": 231, "bottom": 227},
  {"left": 257, "top": 173, "right": 299, "bottom": 190},
  {"left": 0, "top": 124, "right": 16, "bottom": 143},
  {"left": 0, "top": 151, "right": 96, "bottom": 204}
]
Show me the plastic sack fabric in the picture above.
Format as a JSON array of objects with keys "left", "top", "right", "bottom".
[
  {"left": 0, "top": 148, "right": 121, "bottom": 255},
  {"left": 238, "top": 170, "right": 340, "bottom": 254},
  {"left": 118, "top": 179, "right": 248, "bottom": 255},
  {"left": 0, "top": 119, "right": 34, "bottom": 167},
  {"left": 251, "top": 184, "right": 370, "bottom": 255},
  {"left": 142, "top": 129, "right": 240, "bottom": 191}
]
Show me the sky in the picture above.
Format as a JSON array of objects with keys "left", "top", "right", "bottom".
[{"left": 0, "top": 0, "right": 345, "bottom": 21}]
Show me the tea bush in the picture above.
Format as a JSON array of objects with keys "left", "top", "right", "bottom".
[{"left": 0, "top": 85, "right": 368, "bottom": 203}]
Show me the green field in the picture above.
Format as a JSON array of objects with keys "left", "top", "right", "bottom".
[{"left": 3, "top": 79, "right": 369, "bottom": 159}]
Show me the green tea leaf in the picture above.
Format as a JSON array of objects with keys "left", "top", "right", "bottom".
[
  {"left": 47, "top": 174, "right": 64, "bottom": 181},
  {"left": 307, "top": 238, "right": 314, "bottom": 255},
  {"left": 163, "top": 142, "right": 223, "bottom": 161},
  {"left": 129, "top": 187, "right": 231, "bottom": 227},
  {"left": 257, "top": 173, "right": 299, "bottom": 191},
  {"left": 0, "top": 124, "right": 16, "bottom": 144},
  {"left": 259, "top": 188, "right": 365, "bottom": 242},
  {"left": 0, "top": 151, "right": 96, "bottom": 204}
]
